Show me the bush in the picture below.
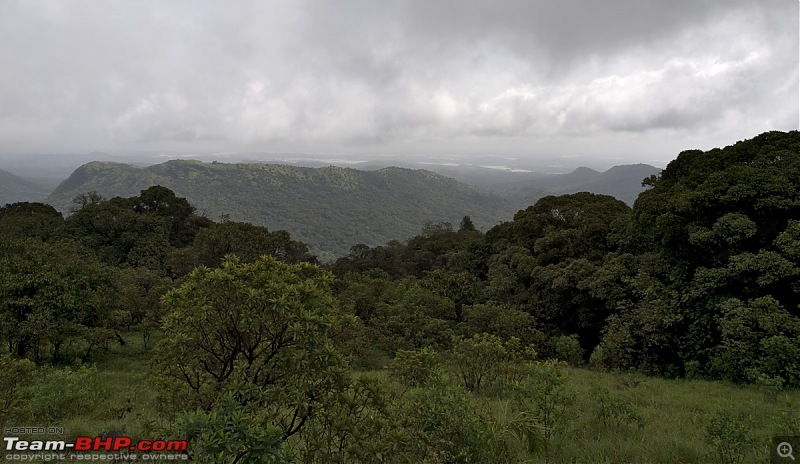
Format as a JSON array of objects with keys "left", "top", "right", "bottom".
[
  {"left": 590, "top": 315, "right": 636, "bottom": 371},
  {"left": 759, "top": 335, "right": 800, "bottom": 386},
  {"left": 388, "top": 347, "right": 440, "bottom": 387},
  {"left": 553, "top": 335, "right": 583, "bottom": 366},
  {"left": 773, "top": 396, "right": 800, "bottom": 436},
  {"left": 451, "top": 333, "right": 507, "bottom": 392},
  {"left": 704, "top": 410, "right": 755, "bottom": 464},
  {"left": 403, "top": 382, "right": 508, "bottom": 463},
  {"left": 512, "top": 360, "right": 575, "bottom": 462}
]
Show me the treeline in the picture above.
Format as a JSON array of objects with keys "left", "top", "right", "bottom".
[
  {"left": 0, "top": 185, "right": 314, "bottom": 364},
  {"left": 2, "top": 131, "right": 799, "bottom": 381},
  {"left": 331, "top": 130, "right": 800, "bottom": 386}
]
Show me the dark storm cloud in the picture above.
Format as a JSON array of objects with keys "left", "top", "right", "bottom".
[{"left": 0, "top": 0, "right": 795, "bottom": 163}]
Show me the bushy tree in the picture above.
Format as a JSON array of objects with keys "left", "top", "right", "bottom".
[
  {"left": 0, "top": 237, "right": 117, "bottom": 363},
  {"left": 451, "top": 333, "right": 507, "bottom": 392},
  {"left": 0, "top": 202, "right": 64, "bottom": 240},
  {"left": 622, "top": 131, "right": 800, "bottom": 376},
  {"left": 711, "top": 296, "right": 800, "bottom": 385},
  {"left": 388, "top": 347, "right": 440, "bottom": 387},
  {"left": 153, "top": 255, "right": 348, "bottom": 459},
  {"left": 166, "top": 221, "right": 314, "bottom": 275}
]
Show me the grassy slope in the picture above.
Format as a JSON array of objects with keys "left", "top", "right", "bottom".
[
  {"left": 554, "top": 368, "right": 783, "bottom": 463},
  {"left": 14, "top": 336, "right": 793, "bottom": 464},
  {"left": 47, "top": 160, "right": 515, "bottom": 258}
]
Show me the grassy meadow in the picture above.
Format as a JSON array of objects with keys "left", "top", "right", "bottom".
[{"left": 4, "top": 329, "right": 794, "bottom": 464}]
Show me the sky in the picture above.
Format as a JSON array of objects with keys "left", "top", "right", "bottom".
[{"left": 0, "top": 0, "right": 797, "bottom": 168}]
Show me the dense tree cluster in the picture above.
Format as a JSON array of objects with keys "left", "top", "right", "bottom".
[
  {"left": 332, "top": 131, "right": 800, "bottom": 385},
  {"left": 0, "top": 186, "right": 314, "bottom": 364}
]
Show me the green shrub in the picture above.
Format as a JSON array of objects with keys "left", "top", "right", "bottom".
[
  {"left": 388, "top": 347, "right": 440, "bottom": 387},
  {"left": 451, "top": 333, "right": 507, "bottom": 393},
  {"left": 590, "top": 316, "right": 636, "bottom": 371},
  {"left": 176, "top": 392, "right": 285, "bottom": 464},
  {"left": 553, "top": 335, "right": 583, "bottom": 366},
  {"left": 773, "top": 397, "right": 800, "bottom": 436},
  {"left": 512, "top": 360, "right": 575, "bottom": 462},
  {"left": 403, "top": 382, "right": 508, "bottom": 463},
  {"left": 704, "top": 410, "right": 755, "bottom": 464},
  {"left": 760, "top": 335, "right": 800, "bottom": 386}
]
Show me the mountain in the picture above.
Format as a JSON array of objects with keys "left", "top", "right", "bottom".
[
  {"left": 48, "top": 160, "right": 516, "bottom": 259},
  {"left": 0, "top": 169, "right": 54, "bottom": 205},
  {"left": 502, "top": 164, "right": 661, "bottom": 205},
  {"left": 331, "top": 160, "right": 660, "bottom": 205}
]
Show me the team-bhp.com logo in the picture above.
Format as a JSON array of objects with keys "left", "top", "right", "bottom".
[{"left": 4, "top": 435, "right": 189, "bottom": 461}]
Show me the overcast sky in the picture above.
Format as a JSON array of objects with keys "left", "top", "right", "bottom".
[{"left": 0, "top": 0, "right": 797, "bottom": 167}]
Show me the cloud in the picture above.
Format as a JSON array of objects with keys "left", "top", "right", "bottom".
[{"left": 0, "top": 0, "right": 795, "bottom": 164}]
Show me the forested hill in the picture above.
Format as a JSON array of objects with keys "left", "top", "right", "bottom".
[
  {"left": 48, "top": 160, "right": 516, "bottom": 258},
  {"left": 0, "top": 168, "right": 52, "bottom": 205}
]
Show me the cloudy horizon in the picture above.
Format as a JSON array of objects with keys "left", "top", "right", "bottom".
[{"left": 0, "top": 0, "right": 797, "bottom": 167}]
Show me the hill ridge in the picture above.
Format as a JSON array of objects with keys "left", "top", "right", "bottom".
[{"left": 48, "top": 160, "right": 511, "bottom": 259}]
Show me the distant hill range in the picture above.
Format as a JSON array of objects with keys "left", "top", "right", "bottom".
[
  {"left": 0, "top": 169, "right": 57, "bottom": 205},
  {"left": 500, "top": 164, "right": 660, "bottom": 206},
  {"left": 304, "top": 159, "right": 660, "bottom": 206},
  {"left": 48, "top": 161, "right": 515, "bottom": 258},
  {"left": 46, "top": 160, "right": 660, "bottom": 258}
]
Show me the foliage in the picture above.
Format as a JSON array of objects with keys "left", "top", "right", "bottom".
[
  {"left": 387, "top": 347, "right": 440, "bottom": 388},
  {"left": 460, "top": 302, "right": 541, "bottom": 345},
  {"left": 166, "top": 220, "right": 315, "bottom": 275},
  {"left": 0, "top": 202, "right": 64, "bottom": 240},
  {"left": 402, "top": 382, "right": 507, "bottom": 463},
  {"left": 296, "top": 374, "right": 412, "bottom": 463},
  {"left": 512, "top": 360, "right": 576, "bottom": 462},
  {"left": 704, "top": 410, "right": 755, "bottom": 464},
  {"left": 176, "top": 392, "right": 286, "bottom": 463},
  {"left": 371, "top": 282, "right": 455, "bottom": 352},
  {"left": 0, "top": 236, "right": 117, "bottom": 363},
  {"left": 711, "top": 296, "right": 800, "bottom": 385},
  {"left": 450, "top": 333, "right": 508, "bottom": 393},
  {"left": 152, "top": 255, "right": 347, "bottom": 458},
  {"left": 18, "top": 365, "right": 111, "bottom": 423},
  {"left": 553, "top": 334, "right": 584, "bottom": 366},
  {"left": 116, "top": 267, "right": 174, "bottom": 350},
  {"left": 0, "top": 354, "right": 35, "bottom": 424}
]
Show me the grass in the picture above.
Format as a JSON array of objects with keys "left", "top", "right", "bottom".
[
  {"left": 529, "top": 368, "right": 795, "bottom": 463},
  {"left": 3, "top": 335, "right": 797, "bottom": 464}
]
